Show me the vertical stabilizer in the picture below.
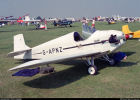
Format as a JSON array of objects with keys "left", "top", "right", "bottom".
[
  {"left": 14, "top": 34, "right": 30, "bottom": 52},
  {"left": 122, "top": 25, "right": 132, "bottom": 34},
  {"left": 24, "top": 16, "right": 30, "bottom": 21}
]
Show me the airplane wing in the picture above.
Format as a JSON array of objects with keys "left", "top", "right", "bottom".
[
  {"left": 0, "top": 20, "right": 15, "bottom": 22},
  {"left": 23, "top": 20, "right": 41, "bottom": 22},
  {"left": 7, "top": 48, "right": 31, "bottom": 57},
  {"left": 9, "top": 51, "right": 109, "bottom": 71}
]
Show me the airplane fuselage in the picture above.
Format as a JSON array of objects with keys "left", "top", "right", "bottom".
[{"left": 14, "top": 30, "right": 126, "bottom": 61}]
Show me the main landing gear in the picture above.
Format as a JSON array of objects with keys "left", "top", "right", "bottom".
[
  {"left": 86, "top": 57, "right": 97, "bottom": 75},
  {"left": 85, "top": 54, "right": 115, "bottom": 75}
]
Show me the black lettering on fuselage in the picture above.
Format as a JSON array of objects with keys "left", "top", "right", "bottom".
[
  {"left": 52, "top": 48, "right": 55, "bottom": 53},
  {"left": 43, "top": 47, "right": 63, "bottom": 55},
  {"left": 59, "top": 47, "right": 62, "bottom": 52},
  {"left": 43, "top": 50, "right": 46, "bottom": 55},
  {"left": 49, "top": 49, "right": 52, "bottom": 54},
  {"left": 55, "top": 48, "right": 59, "bottom": 53}
]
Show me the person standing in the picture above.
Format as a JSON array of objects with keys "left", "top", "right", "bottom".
[
  {"left": 91, "top": 19, "right": 96, "bottom": 33},
  {"left": 81, "top": 17, "right": 87, "bottom": 25},
  {"left": 91, "top": 19, "right": 95, "bottom": 28}
]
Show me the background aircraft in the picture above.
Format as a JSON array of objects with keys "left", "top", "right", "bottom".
[
  {"left": 47, "top": 18, "right": 58, "bottom": 22},
  {"left": 35, "top": 24, "right": 46, "bottom": 29},
  {"left": 35, "top": 18, "right": 47, "bottom": 30},
  {"left": 122, "top": 25, "right": 140, "bottom": 39},
  {"left": 0, "top": 16, "right": 16, "bottom": 25},
  {"left": 107, "top": 18, "right": 116, "bottom": 24},
  {"left": 124, "top": 18, "right": 135, "bottom": 23},
  {"left": 53, "top": 19, "right": 73, "bottom": 27},
  {"left": 17, "top": 14, "right": 41, "bottom": 26},
  {"left": 0, "top": 14, "right": 41, "bottom": 26}
]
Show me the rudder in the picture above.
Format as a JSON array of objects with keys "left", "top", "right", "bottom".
[
  {"left": 122, "top": 25, "right": 132, "bottom": 34},
  {"left": 14, "top": 34, "right": 30, "bottom": 52}
]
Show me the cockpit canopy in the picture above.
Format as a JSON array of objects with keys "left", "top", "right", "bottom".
[
  {"left": 82, "top": 24, "right": 96, "bottom": 34},
  {"left": 74, "top": 24, "right": 96, "bottom": 42},
  {"left": 82, "top": 24, "right": 96, "bottom": 39}
]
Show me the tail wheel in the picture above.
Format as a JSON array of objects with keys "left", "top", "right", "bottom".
[{"left": 88, "top": 66, "right": 97, "bottom": 75}]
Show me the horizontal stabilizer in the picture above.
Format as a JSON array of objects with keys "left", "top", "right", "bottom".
[{"left": 8, "top": 48, "right": 31, "bottom": 57}]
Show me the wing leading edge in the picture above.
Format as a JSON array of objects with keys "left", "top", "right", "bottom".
[{"left": 9, "top": 51, "right": 109, "bottom": 71}]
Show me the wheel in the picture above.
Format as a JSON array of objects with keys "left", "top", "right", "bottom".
[
  {"left": 88, "top": 66, "right": 97, "bottom": 75},
  {"left": 108, "top": 58, "right": 115, "bottom": 65}
]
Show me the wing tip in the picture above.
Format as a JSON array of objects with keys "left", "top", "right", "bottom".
[{"left": 8, "top": 68, "right": 15, "bottom": 71}]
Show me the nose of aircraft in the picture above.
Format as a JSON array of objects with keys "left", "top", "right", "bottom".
[
  {"left": 115, "top": 31, "right": 126, "bottom": 43},
  {"left": 115, "top": 31, "right": 126, "bottom": 40},
  {"left": 125, "top": 34, "right": 133, "bottom": 39}
]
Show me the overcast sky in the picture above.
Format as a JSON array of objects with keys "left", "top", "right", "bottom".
[{"left": 1, "top": 0, "right": 140, "bottom": 18}]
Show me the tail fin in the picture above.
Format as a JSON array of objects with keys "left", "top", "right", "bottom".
[
  {"left": 8, "top": 34, "right": 31, "bottom": 57},
  {"left": 14, "top": 34, "right": 30, "bottom": 51},
  {"left": 122, "top": 25, "right": 133, "bottom": 34}
]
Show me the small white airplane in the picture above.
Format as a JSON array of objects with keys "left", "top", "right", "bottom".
[
  {"left": 35, "top": 18, "right": 47, "bottom": 30},
  {"left": 36, "top": 24, "right": 47, "bottom": 30},
  {"left": 8, "top": 24, "right": 126, "bottom": 75},
  {"left": 47, "top": 18, "right": 58, "bottom": 22}
]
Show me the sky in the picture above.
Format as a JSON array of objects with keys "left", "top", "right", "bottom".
[{"left": 1, "top": 0, "right": 140, "bottom": 18}]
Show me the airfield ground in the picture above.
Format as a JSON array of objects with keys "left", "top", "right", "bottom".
[{"left": 1, "top": 22, "right": 140, "bottom": 98}]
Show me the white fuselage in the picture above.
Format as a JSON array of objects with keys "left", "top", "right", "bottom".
[{"left": 14, "top": 30, "right": 126, "bottom": 60}]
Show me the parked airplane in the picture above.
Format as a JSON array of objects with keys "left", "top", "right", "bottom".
[
  {"left": 0, "top": 16, "right": 16, "bottom": 25},
  {"left": 47, "top": 18, "right": 58, "bottom": 22},
  {"left": 0, "top": 14, "right": 41, "bottom": 26},
  {"left": 35, "top": 19, "right": 47, "bottom": 30},
  {"left": 53, "top": 19, "right": 73, "bottom": 27},
  {"left": 122, "top": 25, "right": 140, "bottom": 39},
  {"left": 36, "top": 24, "right": 47, "bottom": 30},
  {"left": 8, "top": 24, "right": 126, "bottom": 76},
  {"left": 17, "top": 14, "right": 41, "bottom": 26},
  {"left": 124, "top": 18, "right": 135, "bottom": 23},
  {"left": 107, "top": 18, "right": 116, "bottom": 24},
  {"left": 0, "top": 23, "right": 5, "bottom": 27}
]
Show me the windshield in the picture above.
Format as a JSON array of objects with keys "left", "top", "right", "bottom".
[{"left": 81, "top": 24, "right": 96, "bottom": 39}]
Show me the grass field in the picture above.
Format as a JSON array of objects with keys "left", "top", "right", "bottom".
[{"left": 1, "top": 21, "right": 140, "bottom": 98}]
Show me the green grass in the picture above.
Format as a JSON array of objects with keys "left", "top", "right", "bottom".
[{"left": 1, "top": 21, "right": 140, "bottom": 98}]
